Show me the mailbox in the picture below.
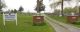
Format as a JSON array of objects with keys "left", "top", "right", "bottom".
[{"left": 33, "top": 16, "right": 44, "bottom": 25}]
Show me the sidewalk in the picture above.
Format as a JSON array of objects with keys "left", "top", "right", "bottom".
[
  {"left": 45, "top": 19, "right": 70, "bottom": 32},
  {"left": 43, "top": 14, "right": 80, "bottom": 32}
]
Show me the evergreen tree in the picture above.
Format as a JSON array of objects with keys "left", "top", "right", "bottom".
[
  {"left": 18, "top": 6, "right": 24, "bottom": 12},
  {"left": 14, "top": 9, "right": 17, "bottom": 13},
  {"left": 35, "top": 0, "right": 45, "bottom": 13}
]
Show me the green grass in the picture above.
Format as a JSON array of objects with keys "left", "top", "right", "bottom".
[
  {"left": 48, "top": 15, "right": 67, "bottom": 23},
  {"left": 0, "top": 13, "right": 54, "bottom": 32},
  {"left": 0, "top": 14, "right": 3, "bottom": 32},
  {"left": 73, "top": 18, "right": 80, "bottom": 28},
  {"left": 48, "top": 15, "right": 80, "bottom": 28}
]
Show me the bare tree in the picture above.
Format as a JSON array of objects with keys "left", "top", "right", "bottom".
[
  {"left": 50, "top": 0, "right": 72, "bottom": 16},
  {"left": 77, "top": 0, "right": 80, "bottom": 16}
]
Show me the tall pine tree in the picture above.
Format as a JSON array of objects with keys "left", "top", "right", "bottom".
[{"left": 18, "top": 6, "right": 24, "bottom": 12}]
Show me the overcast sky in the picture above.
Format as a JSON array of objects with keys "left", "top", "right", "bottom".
[
  {"left": 3, "top": 0, "right": 80, "bottom": 13},
  {"left": 4, "top": 0, "right": 52, "bottom": 13}
]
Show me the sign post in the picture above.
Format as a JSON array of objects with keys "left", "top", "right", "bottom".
[{"left": 3, "top": 12, "right": 17, "bottom": 32}]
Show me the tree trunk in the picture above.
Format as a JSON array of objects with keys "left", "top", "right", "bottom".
[
  {"left": 79, "top": 6, "right": 80, "bottom": 16},
  {"left": 61, "top": 0, "right": 64, "bottom": 16},
  {"left": 37, "top": 0, "right": 41, "bottom": 16}
]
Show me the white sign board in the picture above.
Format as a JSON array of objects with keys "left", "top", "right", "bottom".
[
  {"left": 4, "top": 13, "right": 16, "bottom": 21},
  {"left": 3, "top": 13, "right": 17, "bottom": 26}
]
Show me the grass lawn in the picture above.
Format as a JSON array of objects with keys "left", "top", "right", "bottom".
[
  {"left": 48, "top": 15, "right": 80, "bottom": 28},
  {"left": 48, "top": 15, "right": 67, "bottom": 23},
  {"left": 0, "top": 13, "right": 54, "bottom": 32}
]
